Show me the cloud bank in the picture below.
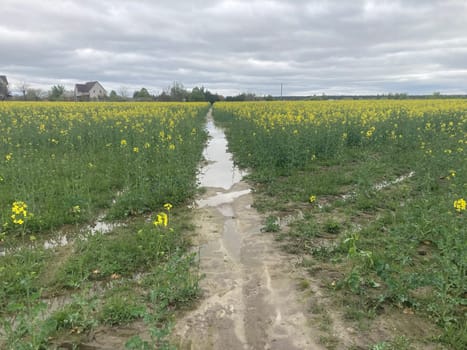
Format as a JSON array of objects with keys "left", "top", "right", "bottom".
[{"left": 1, "top": 0, "right": 466, "bottom": 95}]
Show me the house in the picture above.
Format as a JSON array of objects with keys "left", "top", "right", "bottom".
[
  {"left": 74, "top": 81, "right": 107, "bottom": 101},
  {"left": 0, "top": 75, "right": 9, "bottom": 100}
]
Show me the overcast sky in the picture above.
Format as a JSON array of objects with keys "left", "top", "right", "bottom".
[{"left": 1, "top": 0, "right": 467, "bottom": 96}]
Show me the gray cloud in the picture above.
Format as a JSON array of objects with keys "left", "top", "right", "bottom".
[{"left": 1, "top": 0, "right": 466, "bottom": 96}]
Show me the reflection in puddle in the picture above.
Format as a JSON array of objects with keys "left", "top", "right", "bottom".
[{"left": 198, "top": 118, "right": 247, "bottom": 190}]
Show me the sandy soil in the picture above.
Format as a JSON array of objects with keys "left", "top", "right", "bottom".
[{"left": 172, "top": 182, "right": 323, "bottom": 350}]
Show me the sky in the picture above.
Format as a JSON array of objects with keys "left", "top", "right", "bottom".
[{"left": 1, "top": 0, "right": 467, "bottom": 96}]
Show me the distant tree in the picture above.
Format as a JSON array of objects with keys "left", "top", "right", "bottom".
[
  {"left": 156, "top": 91, "right": 172, "bottom": 101},
  {"left": 133, "top": 87, "right": 153, "bottom": 101},
  {"left": 16, "top": 81, "right": 29, "bottom": 100},
  {"left": 205, "top": 90, "right": 223, "bottom": 104},
  {"left": 49, "top": 85, "right": 65, "bottom": 101},
  {"left": 109, "top": 90, "right": 120, "bottom": 101},
  {"left": 118, "top": 86, "right": 130, "bottom": 99},
  {"left": 432, "top": 91, "right": 441, "bottom": 98},
  {"left": 153, "top": 83, "right": 222, "bottom": 103},
  {"left": 190, "top": 86, "right": 206, "bottom": 101},
  {"left": 170, "top": 82, "right": 189, "bottom": 101},
  {"left": 26, "top": 88, "right": 46, "bottom": 101},
  {"left": 226, "top": 92, "right": 256, "bottom": 101}
]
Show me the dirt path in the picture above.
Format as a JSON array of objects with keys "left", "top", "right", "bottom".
[{"left": 172, "top": 110, "right": 322, "bottom": 349}]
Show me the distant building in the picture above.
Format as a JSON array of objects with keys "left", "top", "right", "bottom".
[
  {"left": 74, "top": 81, "right": 107, "bottom": 101},
  {"left": 0, "top": 75, "right": 9, "bottom": 100}
]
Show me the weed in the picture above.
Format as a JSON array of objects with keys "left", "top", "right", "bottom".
[
  {"left": 262, "top": 215, "right": 280, "bottom": 232},
  {"left": 370, "top": 335, "right": 413, "bottom": 350},
  {"left": 100, "top": 294, "right": 145, "bottom": 326},
  {"left": 324, "top": 220, "right": 342, "bottom": 234},
  {"left": 49, "top": 294, "right": 98, "bottom": 333}
]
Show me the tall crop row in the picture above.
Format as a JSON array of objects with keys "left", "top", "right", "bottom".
[
  {"left": 0, "top": 102, "right": 209, "bottom": 234},
  {"left": 213, "top": 100, "right": 466, "bottom": 347},
  {"left": 214, "top": 100, "right": 466, "bottom": 173}
]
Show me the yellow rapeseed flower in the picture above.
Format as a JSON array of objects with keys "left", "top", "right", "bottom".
[
  {"left": 309, "top": 195, "right": 317, "bottom": 203},
  {"left": 454, "top": 198, "right": 466, "bottom": 212},
  {"left": 153, "top": 212, "right": 169, "bottom": 227},
  {"left": 163, "top": 203, "right": 173, "bottom": 211},
  {"left": 11, "top": 201, "right": 30, "bottom": 225}
]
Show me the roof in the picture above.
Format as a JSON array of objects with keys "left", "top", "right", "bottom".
[
  {"left": 75, "top": 81, "right": 99, "bottom": 93},
  {"left": 0, "top": 75, "right": 8, "bottom": 85}
]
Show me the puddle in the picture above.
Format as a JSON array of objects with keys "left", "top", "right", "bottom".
[
  {"left": 84, "top": 214, "right": 120, "bottom": 235},
  {"left": 197, "top": 189, "right": 251, "bottom": 208},
  {"left": 195, "top": 111, "right": 248, "bottom": 262},
  {"left": 0, "top": 215, "right": 121, "bottom": 257},
  {"left": 43, "top": 234, "right": 70, "bottom": 249},
  {"left": 373, "top": 171, "right": 415, "bottom": 191},
  {"left": 198, "top": 118, "right": 247, "bottom": 190},
  {"left": 42, "top": 215, "right": 120, "bottom": 250},
  {"left": 338, "top": 171, "right": 415, "bottom": 203}
]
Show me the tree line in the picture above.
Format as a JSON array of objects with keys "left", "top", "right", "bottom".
[{"left": 6, "top": 82, "right": 224, "bottom": 103}]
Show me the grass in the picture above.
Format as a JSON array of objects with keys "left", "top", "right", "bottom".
[{"left": 213, "top": 99, "right": 466, "bottom": 349}]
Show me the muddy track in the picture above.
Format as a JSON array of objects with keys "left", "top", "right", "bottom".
[{"left": 172, "top": 110, "right": 322, "bottom": 349}]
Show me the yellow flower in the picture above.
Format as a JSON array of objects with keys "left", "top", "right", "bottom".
[
  {"left": 5, "top": 153, "right": 13, "bottom": 161},
  {"left": 454, "top": 198, "right": 466, "bottom": 212},
  {"left": 120, "top": 139, "right": 127, "bottom": 146},
  {"left": 366, "top": 126, "right": 375, "bottom": 138},
  {"left": 133, "top": 147, "right": 139, "bottom": 153},
  {"left": 11, "top": 201, "right": 30, "bottom": 225},
  {"left": 153, "top": 212, "right": 168, "bottom": 227},
  {"left": 163, "top": 203, "right": 173, "bottom": 211},
  {"left": 309, "top": 195, "right": 317, "bottom": 203}
]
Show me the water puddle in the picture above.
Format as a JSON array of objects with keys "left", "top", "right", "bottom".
[
  {"left": 0, "top": 215, "right": 121, "bottom": 257},
  {"left": 373, "top": 171, "right": 415, "bottom": 191},
  {"left": 197, "top": 118, "right": 247, "bottom": 190},
  {"left": 197, "top": 189, "right": 251, "bottom": 208},
  {"left": 195, "top": 111, "right": 249, "bottom": 262}
]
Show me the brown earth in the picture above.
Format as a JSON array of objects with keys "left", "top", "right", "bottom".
[{"left": 172, "top": 182, "right": 324, "bottom": 349}]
